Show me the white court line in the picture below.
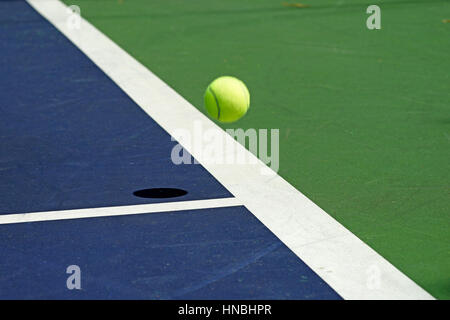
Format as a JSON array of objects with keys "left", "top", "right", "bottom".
[
  {"left": 27, "top": 0, "right": 434, "bottom": 300},
  {"left": 0, "top": 198, "right": 242, "bottom": 225}
]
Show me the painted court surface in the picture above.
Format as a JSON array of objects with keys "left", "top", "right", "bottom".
[
  {"left": 0, "top": 0, "right": 448, "bottom": 299},
  {"left": 0, "top": 0, "right": 339, "bottom": 299}
]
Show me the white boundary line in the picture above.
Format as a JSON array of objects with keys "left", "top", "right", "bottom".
[
  {"left": 0, "top": 198, "right": 242, "bottom": 225},
  {"left": 27, "top": 0, "right": 434, "bottom": 300}
]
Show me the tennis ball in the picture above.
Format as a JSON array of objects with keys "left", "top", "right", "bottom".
[{"left": 204, "top": 76, "right": 250, "bottom": 123}]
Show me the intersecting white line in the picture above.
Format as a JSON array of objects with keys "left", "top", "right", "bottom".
[{"left": 0, "top": 198, "right": 242, "bottom": 225}]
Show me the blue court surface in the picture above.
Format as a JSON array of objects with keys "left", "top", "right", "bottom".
[{"left": 0, "top": 1, "right": 341, "bottom": 299}]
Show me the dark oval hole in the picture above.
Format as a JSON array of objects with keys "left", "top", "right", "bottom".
[{"left": 133, "top": 188, "right": 188, "bottom": 199}]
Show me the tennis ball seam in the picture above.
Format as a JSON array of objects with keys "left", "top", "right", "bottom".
[{"left": 208, "top": 86, "right": 221, "bottom": 121}]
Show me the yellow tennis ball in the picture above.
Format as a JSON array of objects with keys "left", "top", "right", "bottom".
[{"left": 204, "top": 76, "right": 250, "bottom": 123}]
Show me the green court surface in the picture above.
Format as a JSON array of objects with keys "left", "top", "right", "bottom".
[{"left": 63, "top": 0, "right": 450, "bottom": 298}]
